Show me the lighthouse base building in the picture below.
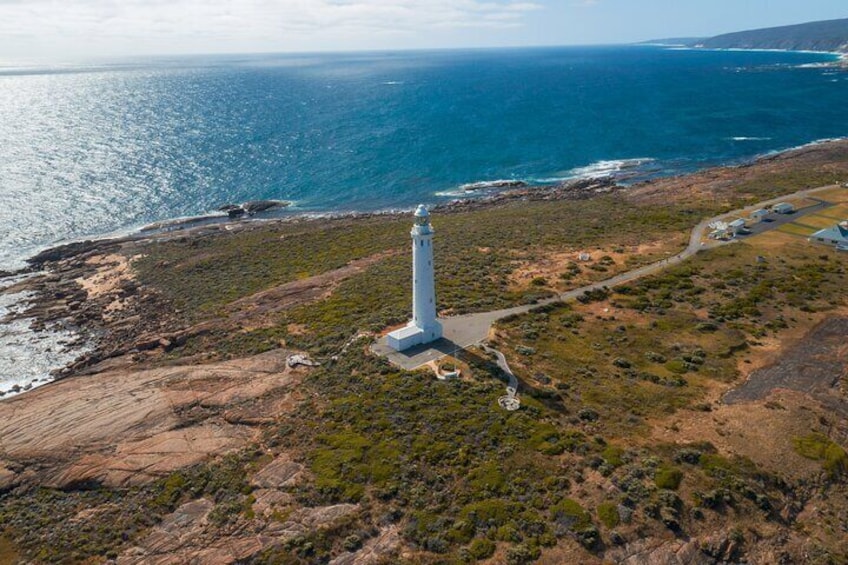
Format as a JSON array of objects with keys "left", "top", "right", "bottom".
[{"left": 387, "top": 205, "right": 443, "bottom": 352}]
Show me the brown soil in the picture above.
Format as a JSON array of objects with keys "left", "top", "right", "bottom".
[
  {"left": 650, "top": 314, "right": 848, "bottom": 481},
  {"left": 508, "top": 238, "right": 685, "bottom": 291}
]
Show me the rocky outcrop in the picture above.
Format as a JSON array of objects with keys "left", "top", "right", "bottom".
[
  {"left": 218, "top": 200, "right": 291, "bottom": 218},
  {"left": 0, "top": 350, "right": 304, "bottom": 489},
  {"left": 605, "top": 538, "right": 716, "bottom": 565},
  {"left": 119, "top": 500, "right": 360, "bottom": 565},
  {"left": 250, "top": 454, "right": 307, "bottom": 489},
  {"left": 329, "top": 526, "right": 402, "bottom": 565}
]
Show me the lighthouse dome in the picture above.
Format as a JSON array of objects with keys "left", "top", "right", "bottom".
[{"left": 414, "top": 204, "right": 429, "bottom": 218}]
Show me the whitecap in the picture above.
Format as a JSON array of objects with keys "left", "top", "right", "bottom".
[
  {"left": 566, "top": 158, "right": 656, "bottom": 179},
  {"left": 728, "top": 136, "right": 772, "bottom": 141},
  {"left": 0, "top": 290, "right": 91, "bottom": 399},
  {"left": 458, "top": 179, "right": 527, "bottom": 191}
]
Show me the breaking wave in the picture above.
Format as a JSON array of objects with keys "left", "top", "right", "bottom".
[{"left": 0, "top": 286, "right": 91, "bottom": 398}]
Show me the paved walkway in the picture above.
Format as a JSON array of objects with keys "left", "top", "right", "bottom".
[
  {"left": 482, "top": 344, "right": 521, "bottom": 411},
  {"left": 373, "top": 185, "right": 841, "bottom": 370}
]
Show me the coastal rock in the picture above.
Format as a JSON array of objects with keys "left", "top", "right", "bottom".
[
  {"left": 557, "top": 176, "right": 618, "bottom": 192},
  {"left": 243, "top": 200, "right": 290, "bottom": 214},
  {"left": 461, "top": 179, "right": 528, "bottom": 191},
  {"left": 0, "top": 350, "right": 307, "bottom": 488},
  {"left": 217, "top": 200, "right": 291, "bottom": 218},
  {"left": 252, "top": 489, "right": 295, "bottom": 517},
  {"left": 0, "top": 464, "right": 18, "bottom": 492},
  {"left": 119, "top": 501, "right": 359, "bottom": 565},
  {"left": 27, "top": 239, "right": 119, "bottom": 267},
  {"left": 605, "top": 537, "right": 716, "bottom": 565},
  {"left": 329, "top": 526, "right": 402, "bottom": 565},
  {"left": 250, "top": 454, "right": 306, "bottom": 489}
]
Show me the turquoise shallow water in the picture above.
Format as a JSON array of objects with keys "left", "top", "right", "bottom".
[{"left": 0, "top": 45, "right": 846, "bottom": 269}]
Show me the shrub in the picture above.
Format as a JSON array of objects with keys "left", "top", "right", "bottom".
[
  {"left": 655, "top": 466, "right": 684, "bottom": 490},
  {"left": 597, "top": 502, "right": 620, "bottom": 529},
  {"left": 467, "top": 538, "right": 496, "bottom": 560},
  {"left": 506, "top": 544, "right": 540, "bottom": 565},
  {"left": 578, "top": 408, "right": 599, "bottom": 422},
  {"left": 342, "top": 535, "right": 362, "bottom": 552},
  {"left": 551, "top": 498, "right": 592, "bottom": 530},
  {"left": 601, "top": 445, "right": 625, "bottom": 468},
  {"left": 793, "top": 433, "right": 848, "bottom": 479},
  {"left": 665, "top": 359, "right": 688, "bottom": 374},
  {"left": 612, "top": 358, "right": 631, "bottom": 369}
]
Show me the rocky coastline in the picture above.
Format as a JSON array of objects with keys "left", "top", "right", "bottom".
[{"left": 2, "top": 139, "right": 848, "bottom": 398}]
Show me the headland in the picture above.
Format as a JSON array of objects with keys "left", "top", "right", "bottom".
[{"left": 1, "top": 140, "right": 848, "bottom": 563}]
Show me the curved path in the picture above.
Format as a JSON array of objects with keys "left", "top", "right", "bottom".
[
  {"left": 482, "top": 344, "right": 521, "bottom": 411},
  {"left": 374, "top": 185, "right": 840, "bottom": 370}
]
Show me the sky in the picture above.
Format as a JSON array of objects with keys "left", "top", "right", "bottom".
[{"left": 0, "top": 0, "right": 846, "bottom": 62}]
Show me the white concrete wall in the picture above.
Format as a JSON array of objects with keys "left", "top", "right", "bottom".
[{"left": 412, "top": 224, "right": 437, "bottom": 330}]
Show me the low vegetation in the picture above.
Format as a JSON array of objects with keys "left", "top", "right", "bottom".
[{"left": 3, "top": 155, "right": 848, "bottom": 563}]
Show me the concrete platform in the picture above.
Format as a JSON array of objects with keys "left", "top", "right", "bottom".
[
  {"left": 372, "top": 305, "right": 531, "bottom": 370},
  {"left": 371, "top": 336, "right": 465, "bottom": 371}
]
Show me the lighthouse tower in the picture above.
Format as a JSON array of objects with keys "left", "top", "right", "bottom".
[{"left": 387, "top": 205, "right": 443, "bottom": 352}]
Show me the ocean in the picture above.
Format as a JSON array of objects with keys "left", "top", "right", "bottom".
[
  {"left": 1, "top": 45, "right": 847, "bottom": 396},
  {"left": 0, "top": 45, "right": 846, "bottom": 271}
]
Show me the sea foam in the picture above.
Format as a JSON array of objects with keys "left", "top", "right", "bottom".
[{"left": 0, "top": 287, "right": 90, "bottom": 398}]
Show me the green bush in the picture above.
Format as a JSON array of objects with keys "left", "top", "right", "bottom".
[
  {"left": 601, "top": 446, "right": 625, "bottom": 468},
  {"left": 468, "top": 538, "right": 496, "bottom": 560},
  {"left": 597, "top": 502, "right": 620, "bottom": 529},
  {"left": 793, "top": 433, "right": 848, "bottom": 478},
  {"left": 551, "top": 498, "right": 592, "bottom": 530},
  {"left": 665, "top": 360, "right": 688, "bottom": 374},
  {"left": 654, "top": 466, "right": 684, "bottom": 490}
]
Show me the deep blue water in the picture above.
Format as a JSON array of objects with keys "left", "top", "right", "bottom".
[{"left": 1, "top": 45, "right": 847, "bottom": 269}]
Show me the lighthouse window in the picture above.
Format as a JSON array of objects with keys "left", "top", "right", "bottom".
[{"left": 421, "top": 241, "right": 424, "bottom": 247}]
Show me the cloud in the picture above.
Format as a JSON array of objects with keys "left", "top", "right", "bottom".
[{"left": 0, "top": 0, "right": 543, "bottom": 58}]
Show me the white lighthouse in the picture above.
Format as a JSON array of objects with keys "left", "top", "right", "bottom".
[{"left": 387, "top": 205, "right": 443, "bottom": 352}]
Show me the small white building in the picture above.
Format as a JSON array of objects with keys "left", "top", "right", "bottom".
[
  {"left": 750, "top": 208, "right": 769, "bottom": 221},
  {"left": 772, "top": 202, "right": 795, "bottom": 214},
  {"left": 810, "top": 221, "right": 848, "bottom": 249},
  {"left": 387, "top": 205, "right": 443, "bottom": 352}
]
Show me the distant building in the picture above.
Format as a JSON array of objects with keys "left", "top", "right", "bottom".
[
  {"left": 750, "top": 208, "right": 769, "bottom": 221},
  {"left": 810, "top": 221, "right": 848, "bottom": 249},
  {"left": 772, "top": 202, "right": 795, "bottom": 214},
  {"left": 708, "top": 220, "right": 731, "bottom": 240},
  {"left": 728, "top": 218, "right": 747, "bottom": 236},
  {"left": 387, "top": 205, "right": 443, "bottom": 352}
]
